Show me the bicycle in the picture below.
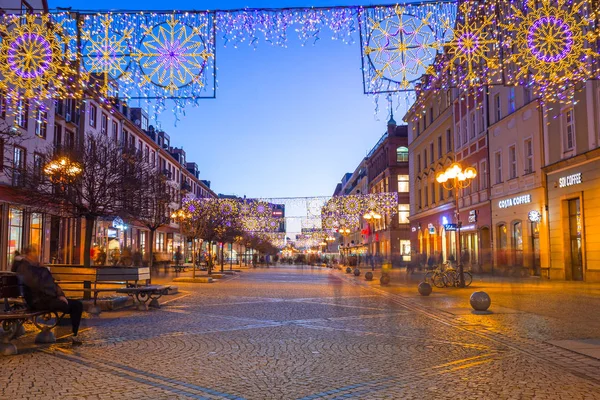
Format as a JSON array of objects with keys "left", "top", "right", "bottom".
[
  {"left": 424, "top": 264, "right": 448, "bottom": 288},
  {"left": 443, "top": 266, "right": 473, "bottom": 287}
]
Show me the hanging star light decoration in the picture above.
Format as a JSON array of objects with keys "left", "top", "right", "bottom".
[
  {"left": 0, "top": 14, "right": 77, "bottom": 101},
  {"left": 81, "top": 14, "right": 133, "bottom": 97},
  {"left": 502, "top": 0, "right": 597, "bottom": 102},
  {"left": 443, "top": 0, "right": 498, "bottom": 86},
  {"left": 137, "top": 15, "right": 214, "bottom": 93},
  {"left": 365, "top": 5, "right": 440, "bottom": 91}
]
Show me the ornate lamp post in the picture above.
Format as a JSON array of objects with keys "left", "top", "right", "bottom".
[
  {"left": 363, "top": 210, "right": 382, "bottom": 271},
  {"left": 436, "top": 163, "right": 477, "bottom": 288}
]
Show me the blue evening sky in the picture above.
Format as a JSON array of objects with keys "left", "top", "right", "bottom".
[{"left": 53, "top": 0, "right": 404, "bottom": 199}]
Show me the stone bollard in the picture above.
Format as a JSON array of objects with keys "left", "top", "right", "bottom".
[
  {"left": 346, "top": 267, "right": 352, "bottom": 274},
  {"left": 380, "top": 274, "right": 390, "bottom": 286},
  {"left": 418, "top": 282, "right": 432, "bottom": 296},
  {"left": 353, "top": 268, "right": 361, "bottom": 277},
  {"left": 470, "top": 291, "right": 491, "bottom": 311},
  {"left": 365, "top": 271, "right": 373, "bottom": 281}
]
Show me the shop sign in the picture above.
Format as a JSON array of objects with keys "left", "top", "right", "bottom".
[
  {"left": 468, "top": 210, "right": 477, "bottom": 223},
  {"left": 498, "top": 194, "right": 531, "bottom": 209},
  {"left": 559, "top": 173, "right": 582, "bottom": 188},
  {"left": 112, "top": 217, "right": 127, "bottom": 230},
  {"left": 428, "top": 223, "right": 436, "bottom": 234},
  {"left": 528, "top": 210, "right": 542, "bottom": 223},
  {"left": 444, "top": 223, "right": 458, "bottom": 231}
]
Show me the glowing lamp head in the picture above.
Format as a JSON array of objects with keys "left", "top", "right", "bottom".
[
  {"left": 464, "top": 167, "right": 477, "bottom": 179},
  {"left": 436, "top": 171, "right": 448, "bottom": 183},
  {"left": 457, "top": 172, "right": 466, "bottom": 182},
  {"left": 363, "top": 212, "right": 372, "bottom": 220},
  {"left": 373, "top": 212, "right": 382, "bottom": 220}
]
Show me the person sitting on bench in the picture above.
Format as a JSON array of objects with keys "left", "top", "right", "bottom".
[{"left": 12, "top": 246, "right": 84, "bottom": 345}]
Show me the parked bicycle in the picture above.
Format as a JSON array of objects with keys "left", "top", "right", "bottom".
[{"left": 442, "top": 262, "right": 473, "bottom": 287}]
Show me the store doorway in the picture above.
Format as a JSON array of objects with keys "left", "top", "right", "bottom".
[{"left": 568, "top": 198, "right": 583, "bottom": 281}]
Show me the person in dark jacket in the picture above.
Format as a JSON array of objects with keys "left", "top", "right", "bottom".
[{"left": 12, "top": 246, "right": 83, "bottom": 343}]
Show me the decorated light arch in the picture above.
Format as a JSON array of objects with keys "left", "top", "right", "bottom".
[{"left": 0, "top": 0, "right": 598, "bottom": 119}]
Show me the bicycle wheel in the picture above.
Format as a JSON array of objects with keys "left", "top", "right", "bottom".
[
  {"left": 432, "top": 273, "right": 446, "bottom": 288},
  {"left": 424, "top": 271, "right": 433, "bottom": 284},
  {"left": 463, "top": 272, "right": 473, "bottom": 287}
]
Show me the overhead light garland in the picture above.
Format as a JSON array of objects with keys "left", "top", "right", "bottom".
[
  {"left": 1, "top": 1, "right": 598, "bottom": 120},
  {"left": 321, "top": 193, "right": 398, "bottom": 230}
]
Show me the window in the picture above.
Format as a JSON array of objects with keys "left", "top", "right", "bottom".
[
  {"left": 456, "top": 124, "right": 461, "bottom": 147},
  {"left": 424, "top": 187, "right": 429, "bottom": 207},
  {"left": 495, "top": 93, "right": 502, "bottom": 122},
  {"left": 418, "top": 189, "right": 422, "bottom": 209},
  {"left": 0, "top": 91, "right": 6, "bottom": 118},
  {"left": 101, "top": 113, "right": 108, "bottom": 134},
  {"left": 437, "top": 136, "right": 442, "bottom": 158},
  {"left": 112, "top": 121, "right": 118, "bottom": 142},
  {"left": 53, "top": 124, "right": 62, "bottom": 148},
  {"left": 509, "top": 145, "right": 517, "bottom": 179},
  {"left": 33, "top": 153, "right": 43, "bottom": 179},
  {"left": 471, "top": 164, "right": 479, "bottom": 193},
  {"left": 445, "top": 89, "right": 451, "bottom": 108},
  {"left": 89, "top": 104, "right": 97, "bottom": 128},
  {"left": 30, "top": 213, "right": 43, "bottom": 258},
  {"left": 497, "top": 223, "right": 508, "bottom": 265},
  {"left": 416, "top": 121, "right": 420, "bottom": 136},
  {"left": 564, "top": 108, "right": 575, "bottom": 151},
  {"left": 480, "top": 160, "right": 488, "bottom": 190},
  {"left": 398, "top": 175, "right": 409, "bottom": 192},
  {"left": 462, "top": 118, "right": 468, "bottom": 144},
  {"left": 446, "top": 129, "right": 452, "bottom": 152},
  {"left": 123, "top": 129, "right": 128, "bottom": 146},
  {"left": 8, "top": 208, "right": 23, "bottom": 266},
  {"left": 430, "top": 143, "right": 434, "bottom": 164},
  {"left": 524, "top": 87, "right": 532, "bottom": 103},
  {"left": 399, "top": 204, "right": 410, "bottom": 224},
  {"left": 424, "top": 149, "right": 428, "bottom": 167},
  {"left": 13, "top": 147, "right": 25, "bottom": 186},
  {"left": 16, "top": 99, "right": 28, "bottom": 129},
  {"left": 151, "top": 151, "right": 156, "bottom": 167},
  {"left": 495, "top": 151, "right": 502, "bottom": 184},
  {"left": 65, "top": 130, "right": 75, "bottom": 149},
  {"left": 470, "top": 112, "right": 476, "bottom": 139},
  {"left": 480, "top": 110, "right": 485, "bottom": 134},
  {"left": 429, "top": 107, "right": 434, "bottom": 124},
  {"left": 439, "top": 183, "right": 444, "bottom": 201},
  {"left": 34, "top": 106, "right": 47, "bottom": 138},
  {"left": 513, "top": 221, "right": 523, "bottom": 266},
  {"left": 430, "top": 182, "right": 435, "bottom": 204},
  {"left": 508, "top": 87, "right": 516, "bottom": 113},
  {"left": 144, "top": 145, "right": 149, "bottom": 162},
  {"left": 396, "top": 146, "right": 408, "bottom": 162},
  {"left": 417, "top": 154, "right": 421, "bottom": 173},
  {"left": 141, "top": 115, "right": 149, "bottom": 131},
  {"left": 525, "top": 139, "right": 533, "bottom": 173}
]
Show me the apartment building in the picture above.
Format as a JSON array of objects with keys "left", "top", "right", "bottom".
[{"left": 405, "top": 82, "right": 457, "bottom": 266}]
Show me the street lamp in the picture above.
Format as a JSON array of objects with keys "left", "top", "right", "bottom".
[
  {"left": 171, "top": 208, "right": 195, "bottom": 277},
  {"left": 436, "top": 162, "right": 477, "bottom": 288},
  {"left": 44, "top": 156, "right": 82, "bottom": 184},
  {"left": 363, "top": 210, "right": 382, "bottom": 271}
]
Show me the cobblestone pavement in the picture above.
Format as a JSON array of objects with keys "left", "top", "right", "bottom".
[{"left": 2, "top": 265, "right": 600, "bottom": 399}]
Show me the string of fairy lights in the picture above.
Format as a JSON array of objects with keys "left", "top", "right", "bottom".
[
  {"left": 1, "top": 0, "right": 598, "bottom": 121},
  {"left": 176, "top": 193, "right": 398, "bottom": 250}
]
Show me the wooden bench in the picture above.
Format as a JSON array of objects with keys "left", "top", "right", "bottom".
[
  {"left": 49, "top": 265, "right": 151, "bottom": 313},
  {"left": 115, "top": 285, "right": 171, "bottom": 311},
  {"left": 0, "top": 273, "right": 65, "bottom": 355}
]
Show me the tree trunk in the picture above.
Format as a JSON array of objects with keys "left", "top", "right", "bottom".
[
  {"left": 148, "top": 229, "right": 155, "bottom": 268},
  {"left": 220, "top": 243, "right": 224, "bottom": 273},
  {"left": 192, "top": 240, "right": 196, "bottom": 279},
  {"left": 207, "top": 241, "right": 212, "bottom": 275},
  {"left": 83, "top": 215, "right": 95, "bottom": 268}
]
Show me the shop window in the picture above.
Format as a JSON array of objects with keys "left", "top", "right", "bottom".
[
  {"left": 30, "top": 213, "right": 43, "bottom": 257},
  {"left": 512, "top": 221, "right": 523, "bottom": 266},
  {"left": 156, "top": 232, "right": 165, "bottom": 252},
  {"left": 398, "top": 175, "right": 409, "bottom": 192},
  {"left": 400, "top": 240, "right": 411, "bottom": 259},
  {"left": 8, "top": 208, "right": 23, "bottom": 266},
  {"left": 497, "top": 223, "right": 508, "bottom": 265},
  {"left": 398, "top": 204, "right": 409, "bottom": 224},
  {"left": 396, "top": 146, "right": 408, "bottom": 162}
]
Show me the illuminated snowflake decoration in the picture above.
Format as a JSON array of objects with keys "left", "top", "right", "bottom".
[
  {"left": 137, "top": 15, "right": 214, "bottom": 93},
  {"left": 343, "top": 197, "right": 361, "bottom": 215},
  {"left": 0, "top": 14, "right": 75, "bottom": 99},
  {"left": 443, "top": 1, "right": 498, "bottom": 85},
  {"left": 81, "top": 14, "right": 133, "bottom": 96},
  {"left": 364, "top": 6, "right": 440, "bottom": 90},
  {"left": 503, "top": 0, "right": 596, "bottom": 99},
  {"left": 219, "top": 200, "right": 237, "bottom": 215}
]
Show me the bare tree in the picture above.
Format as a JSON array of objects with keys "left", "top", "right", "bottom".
[{"left": 20, "top": 132, "right": 148, "bottom": 268}]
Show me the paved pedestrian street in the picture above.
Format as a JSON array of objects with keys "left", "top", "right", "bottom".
[{"left": 2, "top": 266, "right": 600, "bottom": 400}]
